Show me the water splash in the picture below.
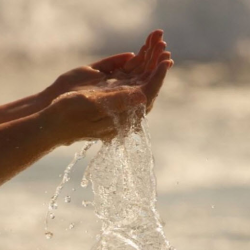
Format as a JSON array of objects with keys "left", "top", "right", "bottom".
[
  {"left": 44, "top": 141, "right": 96, "bottom": 235},
  {"left": 45, "top": 91, "right": 173, "bottom": 249},
  {"left": 87, "top": 105, "right": 171, "bottom": 249}
]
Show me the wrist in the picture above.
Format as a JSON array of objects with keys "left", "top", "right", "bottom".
[
  {"left": 39, "top": 102, "right": 64, "bottom": 147},
  {"left": 39, "top": 84, "right": 58, "bottom": 107},
  {"left": 41, "top": 96, "right": 83, "bottom": 146}
]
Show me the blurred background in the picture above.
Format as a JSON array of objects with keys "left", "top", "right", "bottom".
[{"left": 1, "top": 0, "right": 250, "bottom": 249}]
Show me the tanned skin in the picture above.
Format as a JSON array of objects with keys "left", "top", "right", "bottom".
[{"left": 0, "top": 30, "right": 173, "bottom": 186}]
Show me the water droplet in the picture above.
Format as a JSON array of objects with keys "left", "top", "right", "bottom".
[
  {"left": 85, "top": 229, "right": 88, "bottom": 233},
  {"left": 39, "top": 126, "right": 43, "bottom": 129},
  {"left": 64, "top": 195, "right": 71, "bottom": 203},
  {"left": 49, "top": 213, "right": 55, "bottom": 219},
  {"left": 45, "top": 231, "right": 53, "bottom": 239},
  {"left": 59, "top": 174, "right": 62, "bottom": 178},
  {"left": 169, "top": 247, "right": 176, "bottom": 250},
  {"left": 211, "top": 205, "right": 215, "bottom": 209},
  {"left": 81, "top": 178, "right": 88, "bottom": 188},
  {"left": 49, "top": 202, "right": 58, "bottom": 210},
  {"left": 72, "top": 188, "right": 76, "bottom": 192},
  {"left": 69, "top": 223, "right": 75, "bottom": 229},
  {"left": 82, "top": 200, "right": 92, "bottom": 207},
  {"left": 63, "top": 176, "right": 70, "bottom": 182},
  {"left": 75, "top": 152, "right": 82, "bottom": 160}
]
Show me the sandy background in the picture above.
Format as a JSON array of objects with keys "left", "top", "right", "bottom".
[{"left": 1, "top": 1, "right": 250, "bottom": 249}]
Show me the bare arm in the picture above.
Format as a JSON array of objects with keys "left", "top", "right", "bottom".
[
  {"left": 0, "top": 30, "right": 173, "bottom": 186},
  {"left": 0, "top": 107, "right": 59, "bottom": 185},
  {"left": 0, "top": 87, "right": 55, "bottom": 124}
]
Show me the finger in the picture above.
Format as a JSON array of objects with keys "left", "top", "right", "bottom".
[
  {"left": 157, "top": 51, "right": 171, "bottom": 64},
  {"left": 144, "top": 41, "right": 166, "bottom": 72},
  {"left": 91, "top": 53, "right": 135, "bottom": 73},
  {"left": 123, "top": 30, "right": 156, "bottom": 72},
  {"left": 133, "top": 30, "right": 163, "bottom": 74},
  {"left": 139, "top": 43, "right": 166, "bottom": 81},
  {"left": 141, "top": 60, "right": 171, "bottom": 106},
  {"left": 145, "top": 30, "right": 164, "bottom": 62},
  {"left": 123, "top": 45, "right": 147, "bottom": 72},
  {"left": 144, "top": 30, "right": 155, "bottom": 50}
]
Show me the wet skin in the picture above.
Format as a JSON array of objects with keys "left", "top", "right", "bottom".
[{"left": 0, "top": 30, "right": 173, "bottom": 185}]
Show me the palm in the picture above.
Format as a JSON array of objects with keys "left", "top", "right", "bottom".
[
  {"left": 54, "top": 30, "right": 173, "bottom": 111},
  {"left": 50, "top": 30, "right": 174, "bottom": 142},
  {"left": 90, "top": 29, "right": 173, "bottom": 111}
]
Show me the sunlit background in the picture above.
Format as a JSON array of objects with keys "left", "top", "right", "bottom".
[{"left": 1, "top": 0, "right": 250, "bottom": 249}]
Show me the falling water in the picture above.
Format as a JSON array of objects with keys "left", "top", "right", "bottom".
[
  {"left": 45, "top": 88, "right": 172, "bottom": 249},
  {"left": 86, "top": 105, "right": 171, "bottom": 250}
]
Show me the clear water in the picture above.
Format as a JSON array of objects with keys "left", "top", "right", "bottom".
[
  {"left": 86, "top": 105, "right": 171, "bottom": 250},
  {"left": 45, "top": 141, "right": 97, "bottom": 234},
  {"left": 46, "top": 89, "right": 172, "bottom": 249}
]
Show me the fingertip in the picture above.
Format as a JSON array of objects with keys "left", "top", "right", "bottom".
[
  {"left": 168, "top": 59, "right": 174, "bottom": 69},
  {"left": 159, "top": 41, "right": 167, "bottom": 50},
  {"left": 145, "top": 29, "right": 163, "bottom": 47},
  {"left": 158, "top": 59, "right": 174, "bottom": 71},
  {"left": 157, "top": 51, "right": 171, "bottom": 65},
  {"left": 123, "top": 52, "right": 136, "bottom": 60},
  {"left": 154, "top": 29, "right": 164, "bottom": 37}
]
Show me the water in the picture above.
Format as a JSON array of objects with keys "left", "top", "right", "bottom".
[
  {"left": 64, "top": 195, "right": 71, "bottom": 203},
  {"left": 45, "top": 231, "right": 53, "bottom": 239},
  {"left": 85, "top": 105, "right": 171, "bottom": 250},
  {"left": 45, "top": 141, "right": 97, "bottom": 237},
  {"left": 49, "top": 213, "right": 55, "bottom": 219},
  {"left": 45, "top": 88, "right": 172, "bottom": 249}
]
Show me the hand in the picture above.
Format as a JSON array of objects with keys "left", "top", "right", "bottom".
[
  {"left": 49, "top": 30, "right": 174, "bottom": 143},
  {"left": 99, "top": 29, "right": 174, "bottom": 112},
  {"left": 52, "top": 30, "right": 173, "bottom": 110}
]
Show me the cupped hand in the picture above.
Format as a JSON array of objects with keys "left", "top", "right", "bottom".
[
  {"left": 52, "top": 30, "right": 173, "bottom": 111},
  {"left": 91, "top": 29, "right": 174, "bottom": 112},
  {"left": 49, "top": 30, "right": 174, "bottom": 143}
]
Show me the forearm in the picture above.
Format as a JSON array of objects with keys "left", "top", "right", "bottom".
[
  {"left": 0, "top": 107, "right": 60, "bottom": 186},
  {"left": 0, "top": 86, "right": 55, "bottom": 124}
]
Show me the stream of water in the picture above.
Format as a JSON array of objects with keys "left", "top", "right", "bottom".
[{"left": 46, "top": 101, "right": 172, "bottom": 249}]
